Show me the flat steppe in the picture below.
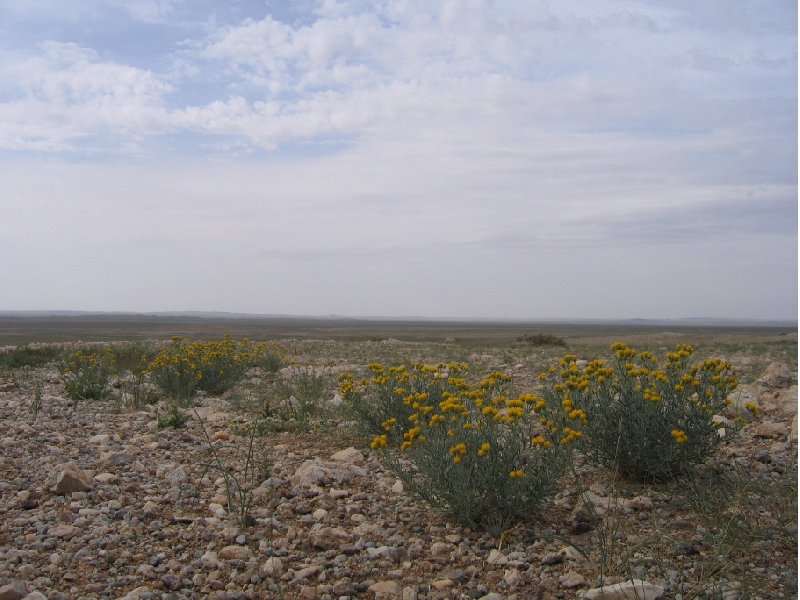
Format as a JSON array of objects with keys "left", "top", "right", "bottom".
[{"left": 0, "top": 316, "right": 796, "bottom": 600}]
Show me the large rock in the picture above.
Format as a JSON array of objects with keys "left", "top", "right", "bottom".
[
  {"left": 329, "top": 447, "right": 364, "bottom": 464},
  {"left": 52, "top": 462, "right": 92, "bottom": 494},
  {"left": 0, "top": 581, "right": 28, "bottom": 600},
  {"left": 218, "top": 545, "right": 252, "bottom": 560},
  {"left": 757, "top": 362, "right": 793, "bottom": 388},
  {"left": 309, "top": 526, "right": 352, "bottom": 550},
  {"left": 776, "top": 385, "right": 798, "bottom": 416},
  {"left": 583, "top": 579, "right": 664, "bottom": 600},
  {"left": 290, "top": 459, "right": 367, "bottom": 488},
  {"left": 753, "top": 421, "right": 789, "bottom": 439}
]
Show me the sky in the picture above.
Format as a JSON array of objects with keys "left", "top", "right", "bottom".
[{"left": 0, "top": 0, "right": 797, "bottom": 321}]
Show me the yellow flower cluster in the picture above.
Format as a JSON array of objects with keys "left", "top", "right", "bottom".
[
  {"left": 508, "top": 469, "right": 525, "bottom": 479},
  {"left": 671, "top": 429, "right": 688, "bottom": 443},
  {"left": 370, "top": 434, "right": 388, "bottom": 449}
]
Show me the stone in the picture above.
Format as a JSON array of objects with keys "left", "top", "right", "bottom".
[
  {"left": 262, "top": 557, "right": 283, "bottom": 578},
  {"left": 583, "top": 579, "right": 665, "bottom": 600},
  {"left": 104, "top": 451, "right": 133, "bottom": 466},
  {"left": 299, "top": 585, "right": 318, "bottom": 599},
  {"left": 22, "top": 593, "right": 47, "bottom": 600},
  {"left": 792, "top": 415, "right": 797, "bottom": 443},
  {"left": 53, "top": 463, "right": 92, "bottom": 494},
  {"left": 753, "top": 421, "right": 789, "bottom": 439},
  {"left": 49, "top": 524, "right": 78, "bottom": 538},
  {"left": 0, "top": 582, "right": 28, "bottom": 600},
  {"left": 291, "top": 460, "right": 349, "bottom": 488},
  {"left": 503, "top": 568, "right": 523, "bottom": 587},
  {"left": 200, "top": 551, "right": 223, "bottom": 568},
  {"left": 93, "top": 472, "right": 117, "bottom": 483},
  {"left": 368, "top": 580, "right": 403, "bottom": 596},
  {"left": 777, "top": 385, "right": 798, "bottom": 415},
  {"left": 402, "top": 588, "right": 418, "bottom": 600},
  {"left": 487, "top": 549, "right": 508, "bottom": 565},
  {"left": 560, "top": 571, "right": 586, "bottom": 588},
  {"left": 559, "top": 545, "right": 585, "bottom": 561},
  {"left": 623, "top": 495, "right": 653, "bottom": 511},
  {"left": 218, "top": 545, "right": 252, "bottom": 560},
  {"left": 295, "top": 564, "right": 320, "bottom": 580},
  {"left": 391, "top": 479, "right": 404, "bottom": 494},
  {"left": 541, "top": 552, "right": 563, "bottom": 565},
  {"left": 479, "top": 594, "right": 504, "bottom": 600},
  {"left": 757, "top": 362, "right": 793, "bottom": 388},
  {"left": 329, "top": 447, "right": 363, "bottom": 464},
  {"left": 430, "top": 541, "right": 453, "bottom": 556},
  {"left": 310, "top": 526, "right": 351, "bottom": 549},
  {"left": 164, "top": 465, "right": 188, "bottom": 484}
]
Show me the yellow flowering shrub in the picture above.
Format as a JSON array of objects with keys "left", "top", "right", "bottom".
[
  {"left": 148, "top": 337, "right": 282, "bottom": 403},
  {"left": 538, "top": 342, "right": 740, "bottom": 481},
  {"left": 343, "top": 362, "right": 573, "bottom": 535},
  {"left": 60, "top": 348, "right": 115, "bottom": 402}
]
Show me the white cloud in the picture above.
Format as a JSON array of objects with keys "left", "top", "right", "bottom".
[{"left": 0, "top": 0, "right": 794, "bottom": 318}]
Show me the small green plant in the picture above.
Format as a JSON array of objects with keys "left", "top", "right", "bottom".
[
  {"left": 272, "top": 367, "right": 327, "bottom": 430},
  {"left": 516, "top": 333, "right": 567, "bottom": 346},
  {"left": 0, "top": 344, "right": 62, "bottom": 371},
  {"left": 196, "top": 413, "right": 269, "bottom": 531},
  {"left": 112, "top": 342, "right": 156, "bottom": 411},
  {"left": 538, "top": 342, "right": 743, "bottom": 482},
  {"left": 342, "top": 362, "right": 574, "bottom": 536},
  {"left": 12, "top": 366, "right": 45, "bottom": 416},
  {"left": 157, "top": 404, "right": 188, "bottom": 428},
  {"left": 60, "top": 348, "right": 115, "bottom": 403},
  {"left": 30, "top": 376, "right": 43, "bottom": 416}
]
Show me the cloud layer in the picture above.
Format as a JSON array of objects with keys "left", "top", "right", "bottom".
[{"left": 0, "top": 0, "right": 796, "bottom": 319}]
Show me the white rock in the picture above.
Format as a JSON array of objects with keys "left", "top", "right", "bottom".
[
  {"left": 583, "top": 579, "right": 665, "bottom": 600},
  {"left": 262, "top": 557, "right": 283, "bottom": 578},
  {"left": 503, "top": 568, "right": 522, "bottom": 587},
  {"left": 329, "top": 447, "right": 363, "bottom": 464},
  {"left": 623, "top": 495, "right": 653, "bottom": 511},
  {"left": 487, "top": 549, "right": 508, "bottom": 565},
  {"left": 757, "top": 362, "right": 793, "bottom": 388},
  {"left": 560, "top": 570, "right": 586, "bottom": 588},
  {"left": 200, "top": 551, "right": 223, "bottom": 568},
  {"left": 391, "top": 479, "right": 404, "bottom": 494}
]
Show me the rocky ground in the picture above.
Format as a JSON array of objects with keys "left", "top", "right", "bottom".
[{"left": 0, "top": 342, "right": 796, "bottom": 600}]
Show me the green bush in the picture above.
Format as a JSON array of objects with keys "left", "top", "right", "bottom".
[
  {"left": 538, "top": 342, "right": 742, "bottom": 482},
  {"left": 273, "top": 367, "right": 327, "bottom": 430},
  {"left": 147, "top": 338, "right": 199, "bottom": 404},
  {"left": 60, "top": 348, "right": 115, "bottom": 402},
  {"left": 516, "top": 333, "right": 567, "bottom": 346},
  {"left": 157, "top": 404, "right": 188, "bottom": 429},
  {"left": 339, "top": 363, "right": 438, "bottom": 440},
  {"left": 148, "top": 337, "right": 282, "bottom": 403},
  {"left": 343, "top": 362, "right": 573, "bottom": 535},
  {"left": 0, "top": 344, "right": 62, "bottom": 371}
]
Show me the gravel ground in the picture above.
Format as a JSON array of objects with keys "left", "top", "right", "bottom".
[{"left": 0, "top": 354, "right": 796, "bottom": 600}]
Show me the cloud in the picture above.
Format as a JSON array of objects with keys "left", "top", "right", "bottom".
[{"left": 0, "top": 41, "right": 171, "bottom": 152}]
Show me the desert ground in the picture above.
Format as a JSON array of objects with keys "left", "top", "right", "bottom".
[{"left": 0, "top": 316, "right": 796, "bottom": 600}]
